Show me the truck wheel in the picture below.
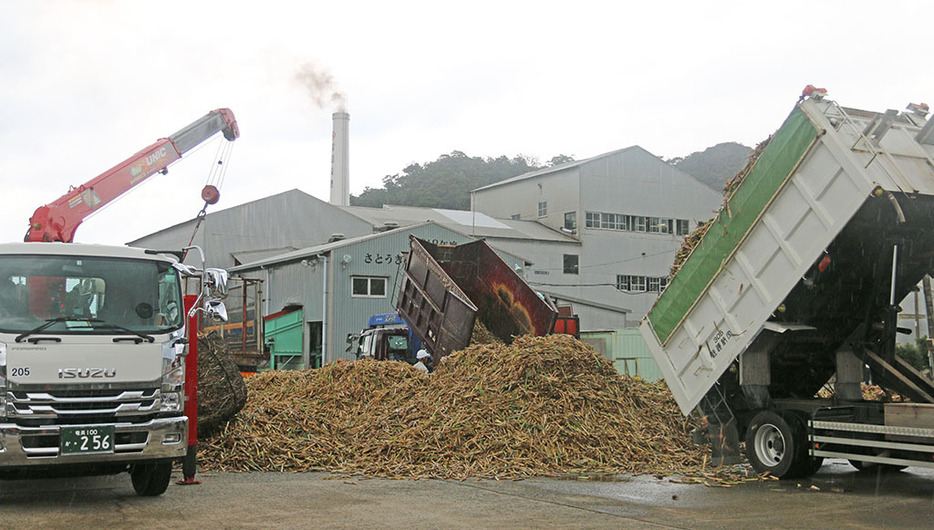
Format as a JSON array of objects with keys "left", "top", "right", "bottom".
[
  {"left": 130, "top": 461, "right": 173, "bottom": 496},
  {"left": 745, "top": 411, "right": 805, "bottom": 479},
  {"left": 792, "top": 455, "right": 824, "bottom": 478}
]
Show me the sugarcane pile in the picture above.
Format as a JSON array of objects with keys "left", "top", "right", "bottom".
[
  {"left": 670, "top": 136, "right": 772, "bottom": 277},
  {"left": 199, "top": 334, "right": 704, "bottom": 479}
]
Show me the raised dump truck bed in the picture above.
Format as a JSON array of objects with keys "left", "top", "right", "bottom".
[
  {"left": 641, "top": 89, "right": 934, "bottom": 478},
  {"left": 397, "top": 236, "right": 557, "bottom": 359}
]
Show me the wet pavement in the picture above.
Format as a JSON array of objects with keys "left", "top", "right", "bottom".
[{"left": 0, "top": 459, "right": 932, "bottom": 528}]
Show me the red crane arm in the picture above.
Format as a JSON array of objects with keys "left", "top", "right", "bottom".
[{"left": 25, "top": 108, "right": 239, "bottom": 243}]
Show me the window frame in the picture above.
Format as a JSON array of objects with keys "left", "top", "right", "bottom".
[
  {"left": 676, "top": 219, "right": 690, "bottom": 236},
  {"left": 351, "top": 276, "right": 388, "bottom": 298}
]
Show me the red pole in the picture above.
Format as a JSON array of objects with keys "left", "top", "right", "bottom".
[{"left": 179, "top": 294, "right": 201, "bottom": 485}]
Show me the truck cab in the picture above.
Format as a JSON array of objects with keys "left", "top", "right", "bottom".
[
  {"left": 0, "top": 242, "right": 215, "bottom": 495},
  {"left": 347, "top": 313, "right": 422, "bottom": 363}
]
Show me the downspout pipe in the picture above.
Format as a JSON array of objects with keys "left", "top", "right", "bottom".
[{"left": 317, "top": 254, "right": 328, "bottom": 364}]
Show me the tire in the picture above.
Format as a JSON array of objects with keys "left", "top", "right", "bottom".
[
  {"left": 745, "top": 411, "right": 809, "bottom": 479},
  {"left": 792, "top": 455, "right": 824, "bottom": 478},
  {"left": 131, "top": 461, "right": 173, "bottom": 497}
]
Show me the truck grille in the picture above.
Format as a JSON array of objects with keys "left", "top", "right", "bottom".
[{"left": 7, "top": 388, "right": 161, "bottom": 424}]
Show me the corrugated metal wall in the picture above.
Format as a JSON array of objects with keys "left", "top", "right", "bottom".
[
  {"left": 580, "top": 328, "right": 662, "bottom": 381},
  {"left": 324, "top": 224, "right": 528, "bottom": 363}
]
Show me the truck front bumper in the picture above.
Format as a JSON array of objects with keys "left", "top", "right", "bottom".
[{"left": 0, "top": 416, "right": 188, "bottom": 467}]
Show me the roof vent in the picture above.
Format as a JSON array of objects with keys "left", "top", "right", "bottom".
[{"left": 328, "top": 233, "right": 345, "bottom": 243}]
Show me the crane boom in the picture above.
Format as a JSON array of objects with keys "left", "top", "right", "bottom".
[{"left": 25, "top": 108, "right": 239, "bottom": 243}]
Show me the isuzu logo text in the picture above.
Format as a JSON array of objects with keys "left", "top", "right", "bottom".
[{"left": 58, "top": 368, "right": 117, "bottom": 379}]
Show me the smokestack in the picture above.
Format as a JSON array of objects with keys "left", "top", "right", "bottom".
[{"left": 330, "top": 109, "right": 350, "bottom": 206}]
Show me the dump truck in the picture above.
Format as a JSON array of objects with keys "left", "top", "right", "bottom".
[
  {"left": 396, "top": 236, "right": 558, "bottom": 363},
  {"left": 640, "top": 87, "right": 934, "bottom": 479}
]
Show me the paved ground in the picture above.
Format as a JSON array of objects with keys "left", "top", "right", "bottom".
[{"left": 1, "top": 459, "right": 933, "bottom": 528}]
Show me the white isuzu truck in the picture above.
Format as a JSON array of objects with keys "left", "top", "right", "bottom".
[
  {"left": 0, "top": 242, "right": 226, "bottom": 495},
  {"left": 641, "top": 87, "right": 934, "bottom": 479}
]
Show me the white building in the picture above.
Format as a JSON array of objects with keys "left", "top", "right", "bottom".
[{"left": 471, "top": 146, "right": 721, "bottom": 327}]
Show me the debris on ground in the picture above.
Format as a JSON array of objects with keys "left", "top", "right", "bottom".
[{"left": 199, "top": 334, "right": 706, "bottom": 479}]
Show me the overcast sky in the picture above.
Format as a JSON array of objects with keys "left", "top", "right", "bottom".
[{"left": 1, "top": 1, "right": 931, "bottom": 246}]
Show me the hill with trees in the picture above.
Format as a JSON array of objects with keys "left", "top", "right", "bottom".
[
  {"left": 667, "top": 142, "right": 752, "bottom": 192},
  {"left": 350, "top": 144, "right": 751, "bottom": 208},
  {"left": 351, "top": 152, "right": 572, "bottom": 210}
]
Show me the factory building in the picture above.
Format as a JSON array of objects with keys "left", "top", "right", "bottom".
[
  {"left": 128, "top": 189, "right": 375, "bottom": 270},
  {"left": 470, "top": 146, "right": 721, "bottom": 325},
  {"left": 129, "top": 143, "right": 721, "bottom": 371},
  {"left": 225, "top": 222, "right": 531, "bottom": 367}
]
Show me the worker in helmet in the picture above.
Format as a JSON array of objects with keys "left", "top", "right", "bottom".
[{"left": 414, "top": 349, "right": 432, "bottom": 373}]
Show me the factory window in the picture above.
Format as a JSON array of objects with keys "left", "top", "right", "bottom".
[
  {"left": 649, "top": 218, "right": 673, "bottom": 234},
  {"left": 632, "top": 216, "right": 647, "bottom": 232},
  {"left": 616, "top": 274, "right": 668, "bottom": 293},
  {"left": 616, "top": 275, "right": 630, "bottom": 291},
  {"left": 538, "top": 201, "right": 548, "bottom": 218},
  {"left": 564, "top": 212, "right": 577, "bottom": 231},
  {"left": 620, "top": 214, "right": 632, "bottom": 231},
  {"left": 676, "top": 219, "right": 690, "bottom": 235},
  {"left": 585, "top": 212, "right": 599, "bottom": 228},
  {"left": 351, "top": 276, "right": 387, "bottom": 298},
  {"left": 630, "top": 276, "right": 646, "bottom": 291},
  {"left": 563, "top": 254, "right": 579, "bottom": 275},
  {"left": 585, "top": 210, "right": 689, "bottom": 236}
]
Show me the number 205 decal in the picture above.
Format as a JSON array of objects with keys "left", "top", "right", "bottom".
[{"left": 9, "top": 367, "right": 30, "bottom": 377}]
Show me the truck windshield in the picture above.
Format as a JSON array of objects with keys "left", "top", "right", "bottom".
[{"left": 0, "top": 254, "right": 183, "bottom": 335}]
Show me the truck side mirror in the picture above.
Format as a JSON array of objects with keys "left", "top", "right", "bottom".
[
  {"left": 204, "top": 299, "right": 228, "bottom": 322},
  {"left": 204, "top": 268, "right": 228, "bottom": 299}
]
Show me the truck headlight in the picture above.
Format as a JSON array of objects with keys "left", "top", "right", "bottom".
[{"left": 160, "top": 359, "right": 185, "bottom": 413}]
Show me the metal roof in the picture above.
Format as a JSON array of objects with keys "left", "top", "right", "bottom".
[
  {"left": 229, "top": 221, "right": 446, "bottom": 272},
  {"left": 339, "top": 205, "right": 579, "bottom": 243},
  {"left": 471, "top": 146, "right": 646, "bottom": 192}
]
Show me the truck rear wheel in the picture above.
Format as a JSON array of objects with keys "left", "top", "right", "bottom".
[
  {"left": 745, "top": 411, "right": 810, "bottom": 479},
  {"left": 130, "top": 461, "right": 173, "bottom": 496}
]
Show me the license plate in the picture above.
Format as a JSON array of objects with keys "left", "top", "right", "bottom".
[{"left": 61, "top": 426, "right": 114, "bottom": 455}]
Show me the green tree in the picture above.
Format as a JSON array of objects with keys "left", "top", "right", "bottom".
[
  {"left": 351, "top": 151, "right": 541, "bottom": 209},
  {"left": 548, "top": 154, "right": 576, "bottom": 167},
  {"left": 896, "top": 337, "right": 931, "bottom": 372}
]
